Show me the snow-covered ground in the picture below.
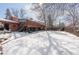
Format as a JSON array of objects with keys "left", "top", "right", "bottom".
[{"left": 1, "top": 31, "right": 79, "bottom": 55}]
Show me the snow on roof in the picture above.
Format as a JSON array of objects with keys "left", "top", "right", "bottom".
[
  {"left": 0, "top": 18, "right": 18, "bottom": 23},
  {"left": 31, "top": 19, "right": 45, "bottom": 25},
  {"left": 26, "top": 20, "right": 45, "bottom": 26},
  {"left": 19, "top": 18, "right": 45, "bottom": 25},
  {"left": 2, "top": 31, "right": 79, "bottom": 55}
]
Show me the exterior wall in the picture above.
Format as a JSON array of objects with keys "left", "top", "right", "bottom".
[
  {"left": 0, "top": 19, "right": 46, "bottom": 31},
  {"left": 8, "top": 16, "right": 19, "bottom": 31},
  {"left": 0, "top": 21, "right": 19, "bottom": 31},
  {"left": 9, "top": 23, "right": 19, "bottom": 31},
  {"left": 25, "top": 20, "right": 46, "bottom": 30},
  {"left": 10, "top": 16, "right": 19, "bottom": 22}
]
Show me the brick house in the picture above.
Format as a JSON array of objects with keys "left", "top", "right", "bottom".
[
  {"left": 0, "top": 16, "right": 46, "bottom": 31},
  {"left": 0, "top": 18, "right": 19, "bottom": 31},
  {"left": 25, "top": 20, "right": 46, "bottom": 31},
  {"left": 18, "top": 19, "right": 46, "bottom": 32},
  {"left": 8, "top": 16, "right": 19, "bottom": 31}
]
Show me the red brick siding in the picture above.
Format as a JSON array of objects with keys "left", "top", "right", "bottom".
[{"left": 9, "top": 23, "right": 18, "bottom": 31}]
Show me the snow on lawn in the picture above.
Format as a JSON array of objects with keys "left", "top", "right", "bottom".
[{"left": 2, "top": 31, "right": 79, "bottom": 55}]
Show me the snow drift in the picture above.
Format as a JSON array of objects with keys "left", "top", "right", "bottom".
[{"left": 2, "top": 31, "right": 79, "bottom": 55}]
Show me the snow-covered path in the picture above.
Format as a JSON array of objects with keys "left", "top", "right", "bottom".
[{"left": 2, "top": 31, "right": 79, "bottom": 55}]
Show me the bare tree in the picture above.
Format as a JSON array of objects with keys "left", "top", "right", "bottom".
[
  {"left": 47, "top": 14, "right": 53, "bottom": 29},
  {"left": 46, "top": 3, "right": 65, "bottom": 27},
  {"left": 20, "top": 8, "right": 26, "bottom": 19},
  {"left": 31, "top": 3, "right": 79, "bottom": 30},
  {"left": 65, "top": 4, "right": 79, "bottom": 30},
  {"left": 36, "top": 4, "right": 65, "bottom": 29},
  {"left": 11, "top": 9, "right": 19, "bottom": 17},
  {"left": 11, "top": 8, "right": 26, "bottom": 19},
  {"left": 5, "top": 8, "right": 12, "bottom": 19}
]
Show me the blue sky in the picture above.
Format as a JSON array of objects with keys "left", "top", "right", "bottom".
[{"left": 0, "top": 3, "right": 32, "bottom": 18}]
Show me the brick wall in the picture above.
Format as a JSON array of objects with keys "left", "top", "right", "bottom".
[
  {"left": 9, "top": 23, "right": 19, "bottom": 31},
  {"left": 25, "top": 20, "right": 46, "bottom": 30}
]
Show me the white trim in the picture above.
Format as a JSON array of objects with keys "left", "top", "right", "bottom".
[{"left": 0, "top": 18, "right": 18, "bottom": 23}]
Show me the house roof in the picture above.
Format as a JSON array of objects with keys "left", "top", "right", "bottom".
[
  {"left": 19, "top": 17, "right": 45, "bottom": 24},
  {"left": 0, "top": 18, "right": 18, "bottom": 23},
  {"left": 25, "top": 20, "right": 46, "bottom": 28},
  {"left": 19, "top": 19, "right": 26, "bottom": 22}
]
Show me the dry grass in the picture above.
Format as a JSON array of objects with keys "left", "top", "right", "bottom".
[{"left": 64, "top": 27, "right": 79, "bottom": 37}]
